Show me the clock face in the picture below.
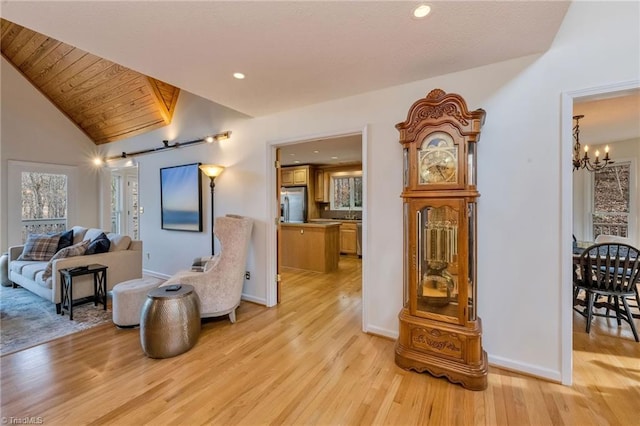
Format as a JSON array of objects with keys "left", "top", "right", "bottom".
[{"left": 418, "top": 132, "right": 458, "bottom": 184}]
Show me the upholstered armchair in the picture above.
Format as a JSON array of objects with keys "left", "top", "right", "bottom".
[{"left": 161, "top": 214, "right": 253, "bottom": 323}]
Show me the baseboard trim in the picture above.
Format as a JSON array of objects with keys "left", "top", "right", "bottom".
[
  {"left": 365, "top": 324, "right": 398, "bottom": 340},
  {"left": 488, "top": 354, "right": 562, "bottom": 383},
  {"left": 242, "top": 293, "right": 267, "bottom": 305},
  {"left": 142, "top": 269, "right": 170, "bottom": 280}
]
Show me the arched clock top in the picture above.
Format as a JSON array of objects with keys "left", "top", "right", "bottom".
[{"left": 396, "top": 89, "right": 486, "bottom": 146}]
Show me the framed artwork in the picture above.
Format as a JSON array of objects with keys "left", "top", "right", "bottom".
[{"left": 160, "top": 163, "right": 202, "bottom": 231}]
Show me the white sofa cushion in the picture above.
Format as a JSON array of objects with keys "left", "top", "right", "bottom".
[
  {"left": 71, "top": 226, "right": 88, "bottom": 244},
  {"left": 9, "top": 260, "right": 38, "bottom": 275},
  {"left": 18, "top": 261, "right": 47, "bottom": 280},
  {"left": 83, "top": 228, "right": 104, "bottom": 242},
  {"left": 35, "top": 271, "right": 52, "bottom": 289},
  {"left": 107, "top": 233, "right": 132, "bottom": 251}
]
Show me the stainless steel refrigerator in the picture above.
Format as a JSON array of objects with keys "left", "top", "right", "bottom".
[{"left": 280, "top": 187, "right": 307, "bottom": 223}]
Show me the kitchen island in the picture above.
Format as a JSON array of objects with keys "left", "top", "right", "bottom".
[{"left": 281, "top": 222, "right": 340, "bottom": 272}]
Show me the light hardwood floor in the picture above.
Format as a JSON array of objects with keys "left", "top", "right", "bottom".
[{"left": 1, "top": 257, "right": 639, "bottom": 425}]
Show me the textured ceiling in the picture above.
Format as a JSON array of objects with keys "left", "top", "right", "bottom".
[{"left": 0, "top": 1, "right": 571, "bottom": 118}]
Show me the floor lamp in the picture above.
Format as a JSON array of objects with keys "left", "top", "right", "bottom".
[{"left": 199, "top": 164, "right": 225, "bottom": 255}]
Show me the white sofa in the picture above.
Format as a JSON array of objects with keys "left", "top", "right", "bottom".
[{"left": 8, "top": 226, "right": 143, "bottom": 313}]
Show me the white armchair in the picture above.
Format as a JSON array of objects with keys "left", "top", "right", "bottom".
[{"left": 161, "top": 214, "right": 253, "bottom": 323}]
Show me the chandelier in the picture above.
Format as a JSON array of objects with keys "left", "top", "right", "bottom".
[{"left": 572, "top": 114, "right": 613, "bottom": 172}]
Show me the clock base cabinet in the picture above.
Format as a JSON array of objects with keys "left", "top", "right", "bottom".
[{"left": 395, "top": 308, "right": 488, "bottom": 391}]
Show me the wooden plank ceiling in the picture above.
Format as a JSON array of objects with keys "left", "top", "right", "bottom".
[{"left": 1, "top": 18, "right": 180, "bottom": 145}]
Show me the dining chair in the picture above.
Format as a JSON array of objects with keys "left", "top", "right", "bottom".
[{"left": 574, "top": 242, "right": 640, "bottom": 342}]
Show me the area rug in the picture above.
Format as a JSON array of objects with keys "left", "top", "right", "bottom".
[{"left": 0, "top": 285, "right": 112, "bottom": 356}]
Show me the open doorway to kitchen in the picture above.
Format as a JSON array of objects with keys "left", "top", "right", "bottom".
[{"left": 269, "top": 129, "right": 368, "bottom": 330}]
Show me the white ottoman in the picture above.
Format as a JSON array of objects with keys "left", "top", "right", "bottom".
[
  {"left": 112, "top": 277, "right": 164, "bottom": 327},
  {"left": 0, "top": 253, "right": 10, "bottom": 287}
]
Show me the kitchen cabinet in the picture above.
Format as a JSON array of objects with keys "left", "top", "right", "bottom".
[
  {"left": 281, "top": 169, "right": 294, "bottom": 186},
  {"left": 281, "top": 222, "right": 340, "bottom": 272},
  {"left": 340, "top": 222, "right": 358, "bottom": 255},
  {"left": 281, "top": 166, "right": 309, "bottom": 186},
  {"left": 314, "top": 169, "right": 329, "bottom": 202}
]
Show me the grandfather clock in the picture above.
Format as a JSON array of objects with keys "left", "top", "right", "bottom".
[{"left": 394, "top": 89, "right": 488, "bottom": 391}]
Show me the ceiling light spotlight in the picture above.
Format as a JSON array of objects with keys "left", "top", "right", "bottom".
[
  {"left": 233, "top": 72, "right": 245, "bottom": 80},
  {"left": 205, "top": 136, "right": 215, "bottom": 143},
  {"left": 313, "top": 150, "right": 320, "bottom": 154},
  {"left": 92, "top": 157, "right": 104, "bottom": 166},
  {"left": 413, "top": 4, "right": 431, "bottom": 18},
  {"left": 215, "top": 131, "right": 231, "bottom": 141}
]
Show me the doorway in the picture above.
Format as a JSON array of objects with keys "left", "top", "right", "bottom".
[
  {"left": 110, "top": 165, "right": 139, "bottom": 239},
  {"left": 563, "top": 81, "right": 640, "bottom": 385},
  {"left": 268, "top": 127, "right": 369, "bottom": 330}
]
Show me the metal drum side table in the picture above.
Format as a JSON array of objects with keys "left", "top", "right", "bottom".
[{"left": 140, "top": 284, "right": 201, "bottom": 359}]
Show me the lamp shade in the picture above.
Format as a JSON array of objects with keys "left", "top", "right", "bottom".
[{"left": 199, "top": 164, "right": 225, "bottom": 178}]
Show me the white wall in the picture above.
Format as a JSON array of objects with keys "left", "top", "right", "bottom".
[
  {"left": 573, "top": 137, "right": 640, "bottom": 245},
  {"left": 0, "top": 57, "right": 100, "bottom": 251},
  {"left": 2, "top": 1, "right": 638, "bottom": 383}
]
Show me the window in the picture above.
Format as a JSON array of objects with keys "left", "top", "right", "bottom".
[
  {"left": 8, "top": 161, "right": 77, "bottom": 246},
  {"left": 111, "top": 174, "right": 123, "bottom": 234},
  {"left": 330, "top": 174, "right": 362, "bottom": 211},
  {"left": 592, "top": 162, "right": 630, "bottom": 238},
  {"left": 20, "top": 171, "right": 68, "bottom": 242}
]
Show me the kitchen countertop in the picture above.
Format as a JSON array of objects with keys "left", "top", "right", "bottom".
[
  {"left": 308, "top": 218, "right": 361, "bottom": 223},
  {"left": 281, "top": 221, "right": 341, "bottom": 228}
]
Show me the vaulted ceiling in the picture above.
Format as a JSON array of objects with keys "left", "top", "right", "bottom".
[
  {"left": 2, "top": 3, "right": 637, "bottom": 154},
  {"left": 1, "top": 2, "right": 571, "bottom": 119},
  {"left": 1, "top": 18, "right": 180, "bottom": 145}
]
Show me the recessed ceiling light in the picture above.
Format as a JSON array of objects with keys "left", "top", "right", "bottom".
[
  {"left": 313, "top": 150, "right": 319, "bottom": 154},
  {"left": 413, "top": 4, "right": 431, "bottom": 18},
  {"left": 331, "top": 156, "right": 338, "bottom": 160},
  {"left": 233, "top": 72, "right": 245, "bottom": 80},
  {"left": 289, "top": 153, "right": 295, "bottom": 156},
  {"left": 294, "top": 160, "right": 300, "bottom": 164}
]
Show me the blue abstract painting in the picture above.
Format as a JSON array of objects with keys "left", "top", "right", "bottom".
[{"left": 160, "top": 163, "right": 202, "bottom": 231}]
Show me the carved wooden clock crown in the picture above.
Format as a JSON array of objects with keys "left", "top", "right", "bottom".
[{"left": 396, "top": 89, "right": 485, "bottom": 146}]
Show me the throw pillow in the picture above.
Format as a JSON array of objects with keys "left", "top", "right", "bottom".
[
  {"left": 42, "top": 240, "right": 90, "bottom": 280},
  {"left": 17, "top": 233, "right": 61, "bottom": 261},
  {"left": 56, "top": 229, "right": 74, "bottom": 252},
  {"left": 106, "top": 233, "right": 132, "bottom": 252},
  {"left": 191, "top": 256, "right": 212, "bottom": 272},
  {"left": 85, "top": 232, "right": 111, "bottom": 255}
]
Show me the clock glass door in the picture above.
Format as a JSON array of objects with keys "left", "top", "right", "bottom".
[{"left": 413, "top": 200, "right": 466, "bottom": 323}]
